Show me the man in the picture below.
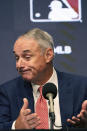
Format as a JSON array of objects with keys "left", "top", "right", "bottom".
[{"left": 0, "top": 28, "right": 87, "bottom": 129}]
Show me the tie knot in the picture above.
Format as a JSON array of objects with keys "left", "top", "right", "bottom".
[{"left": 39, "top": 86, "right": 43, "bottom": 96}]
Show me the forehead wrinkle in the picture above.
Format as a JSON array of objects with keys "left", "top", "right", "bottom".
[
  {"left": 13, "top": 50, "right": 32, "bottom": 56},
  {"left": 13, "top": 37, "right": 42, "bottom": 55}
]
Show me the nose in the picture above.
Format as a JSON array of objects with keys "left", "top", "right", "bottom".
[{"left": 16, "top": 58, "right": 25, "bottom": 69}]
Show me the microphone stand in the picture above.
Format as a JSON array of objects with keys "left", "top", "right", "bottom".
[
  {"left": 49, "top": 112, "right": 55, "bottom": 129},
  {"left": 48, "top": 95, "right": 55, "bottom": 129}
]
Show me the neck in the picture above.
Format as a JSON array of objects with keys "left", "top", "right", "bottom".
[{"left": 32, "top": 65, "right": 53, "bottom": 85}]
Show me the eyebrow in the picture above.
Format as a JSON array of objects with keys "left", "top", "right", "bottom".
[{"left": 23, "top": 50, "right": 31, "bottom": 53}]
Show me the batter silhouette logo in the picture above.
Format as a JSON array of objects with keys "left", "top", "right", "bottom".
[{"left": 30, "top": 0, "right": 82, "bottom": 22}]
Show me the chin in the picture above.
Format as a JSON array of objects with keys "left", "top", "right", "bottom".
[{"left": 22, "top": 75, "right": 33, "bottom": 82}]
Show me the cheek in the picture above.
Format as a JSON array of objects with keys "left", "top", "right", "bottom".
[
  {"left": 27, "top": 56, "right": 46, "bottom": 70},
  {"left": 36, "top": 60, "right": 46, "bottom": 70}
]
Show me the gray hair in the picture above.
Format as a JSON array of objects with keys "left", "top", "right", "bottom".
[{"left": 20, "top": 28, "right": 54, "bottom": 53}]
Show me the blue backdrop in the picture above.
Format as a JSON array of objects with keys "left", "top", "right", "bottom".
[{"left": 0, "top": 0, "right": 87, "bottom": 85}]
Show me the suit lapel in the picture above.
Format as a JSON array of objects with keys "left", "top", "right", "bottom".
[
  {"left": 57, "top": 71, "right": 73, "bottom": 126},
  {"left": 16, "top": 78, "right": 34, "bottom": 113}
]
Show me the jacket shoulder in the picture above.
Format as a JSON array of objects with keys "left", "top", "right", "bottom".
[
  {"left": 0, "top": 76, "right": 23, "bottom": 90},
  {"left": 56, "top": 70, "right": 87, "bottom": 82}
]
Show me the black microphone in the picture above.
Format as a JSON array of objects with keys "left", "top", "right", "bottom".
[
  {"left": 42, "top": 82, "right": 57, "bottom": 113},
  {"left": 42, "top": 83, "right": 57, "bottom": 129}
]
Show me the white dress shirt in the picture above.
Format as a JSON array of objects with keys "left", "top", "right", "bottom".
[
  {"left": 12, "top": 68, "right": 62, "bottom": 129},
  {"left": 32, "top": 68, "right": 62, "bottom": 129}
]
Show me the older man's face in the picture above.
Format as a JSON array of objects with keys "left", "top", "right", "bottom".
[{"left": 13, "top": 37, "right": 51, "bottom": 83}]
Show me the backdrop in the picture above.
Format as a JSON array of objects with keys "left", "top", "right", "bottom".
[{"left": 0, "top": 0, "right": 87, "bottom": 85}]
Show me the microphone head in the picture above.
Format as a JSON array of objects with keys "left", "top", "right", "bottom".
[{"left": 42, "top": 83, "right": 57, "bottom": 100}]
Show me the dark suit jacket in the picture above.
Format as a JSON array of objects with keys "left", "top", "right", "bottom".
[{"left": 0, "top": 70, "right": 87, "bottom": 129}]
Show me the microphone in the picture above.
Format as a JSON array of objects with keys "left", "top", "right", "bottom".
[
  {"left": 42, "top": 83, "right": 57, "bottom": 129},
  {"left": 42, "top": 82, "right": 57, "bottom": 113}
]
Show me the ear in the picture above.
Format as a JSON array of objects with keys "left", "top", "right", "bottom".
[{"left": 45, "top": 48, "right": 54, "bottom": 63}]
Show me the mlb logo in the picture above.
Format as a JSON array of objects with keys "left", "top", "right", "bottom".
[{"left": 30, "top": 0, "right": 82, "bottom": 22}]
